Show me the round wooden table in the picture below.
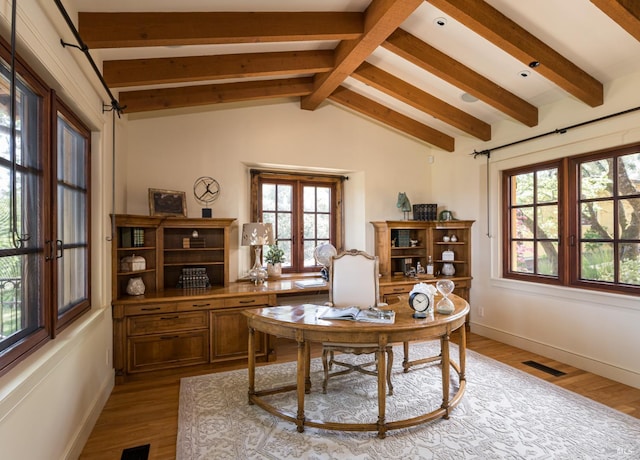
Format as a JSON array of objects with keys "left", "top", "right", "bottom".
[{"left": 244, "top": 295, "right": 469, "bottom": 438}]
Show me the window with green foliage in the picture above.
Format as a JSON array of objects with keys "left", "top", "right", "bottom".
[
  {"left": 251, "top": 170, "right": 344, "bottom": 273},
  {"left": 0, "top": 37, "right": 91, "bottom": 376},
  {"left": 503, "top": 145, "right": 640, "bottom": 296}
]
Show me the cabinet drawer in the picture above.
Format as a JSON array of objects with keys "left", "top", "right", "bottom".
[
  {"left": 127, "top": 331, "right": 209, "bottom": 374},
  {"left": 223, "top": 295, "right": 270, "bottom": 308},
  {"left": 380, "top": 284, "right": 413, "bottom": 295},
  {"left": 127, "top": 311, "right": 208, "bottom": 336},
  {"left": 125, "top": 303, "right": 177, "bottom": 316},
  {"left": 176, "top": 298, "right": 223, "bottom": 311}
]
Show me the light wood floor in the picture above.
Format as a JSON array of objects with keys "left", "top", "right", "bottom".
[{"left": 79, "top": 333, "right": 640, "bottom": 459}]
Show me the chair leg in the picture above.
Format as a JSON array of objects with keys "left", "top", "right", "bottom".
[
  {"left": 322, "top": 349, "right": 329, "bottom": 394},
  {"left": 386, "top": 347, "right": 394, "bottom": 395}
]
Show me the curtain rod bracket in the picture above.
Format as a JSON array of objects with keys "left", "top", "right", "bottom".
[
  {"left": 60, "top": 39, "right": 87, "bottom": 52},
  {"left": 472, "top": 149, "right": 491, "bottom": 159}
]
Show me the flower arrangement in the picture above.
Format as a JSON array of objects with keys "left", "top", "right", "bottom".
[{"left": 264, "top": 244, "right": 285, "bottom": 265}]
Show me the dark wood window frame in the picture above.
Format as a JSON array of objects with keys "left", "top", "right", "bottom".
[
  {"left": 503, "top": 143, "right": 640, "bottom": 297},
  {"left": 0, "top": 36, "right": 91, "bottom": 376},
  {"left": 250, "top": 170, "right": 344, "bottom": 273}
]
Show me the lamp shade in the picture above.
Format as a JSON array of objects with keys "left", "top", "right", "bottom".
[{"left": 241, "top": 222, "right": 274, "bottom": 246}]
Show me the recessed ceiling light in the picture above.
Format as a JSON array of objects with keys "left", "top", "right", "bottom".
[
  {"left": 461, "top": 92, "right": 478, "bottom": 103},
  {"left": 519, "top": 70, "right": 531, "bottom": 78},
  {"left": 434, "top": 17, "right": 447, "bottom": 27}
]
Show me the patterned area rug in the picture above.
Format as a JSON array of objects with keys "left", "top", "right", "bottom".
[{"left": 177, "top": 341, "right": 640, "bottom": 459}]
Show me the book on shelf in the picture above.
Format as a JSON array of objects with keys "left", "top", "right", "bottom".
[
  {"left": 294, "top": 279, "right": 326, "bottom": 288},
  {"left": 318, "top": 306, "right": 395, "bottom": 324}
]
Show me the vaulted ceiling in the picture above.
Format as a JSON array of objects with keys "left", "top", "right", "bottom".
[{"left": 65, "top": 0, "right": 640, "bottom": 152}]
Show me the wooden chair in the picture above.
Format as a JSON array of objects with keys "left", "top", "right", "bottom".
[{"left": 321, "top": 249, "right": 394, "bottom": 395}]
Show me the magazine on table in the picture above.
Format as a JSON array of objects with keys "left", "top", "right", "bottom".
[{"left": 318, "top": 306, "right": 395, "bottom": 324}]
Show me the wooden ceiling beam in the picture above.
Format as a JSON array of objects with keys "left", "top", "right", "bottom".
[
  {"left": 104, "top": 50, "right": 334, "bottom": 88},
  {"left": 78, "top": 12, "right": 363, "bottom": 48},
  {"left": 353, "top": 62, "right": 491, "bottom": 140},
  {"left": 429, "top": 0, "right": 604, "bottom": 107},
  {"left": 329, "top": 86, "right": 455, "bottom": 151},
  {"left": 119, "top": 77, "right": 314, "bottom": 113},
  {"left": 301, "top": 0, "right": 424, "bottom": 111},
  {"left": 590, "top": 0, "right": 640, "bottom": 41},
  {"left": 383, "top": 28, "right": 538, "bottom": 127}
]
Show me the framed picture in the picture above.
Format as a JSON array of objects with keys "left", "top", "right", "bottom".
[{"left": 149, "top": 188, "right": 187, "bottom": 217}]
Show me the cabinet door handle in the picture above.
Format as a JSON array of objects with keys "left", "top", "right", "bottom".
[
  {"left": 192, "top": 303, "right": 211, "bottom": 308},
  {"left": 141, "top": 307, "right": 161, "bottom": 311},
  {"left": 392, "top": 288, "right": 405, "bottom": 293},
  {"left": 239, "top": 299, "right": 256, "bottom": 304},
  {"left": 160, "top": 316, "right": 179, "bottom": 320},
  {"left": 160, "top": 335, "right": 179, "bottom": 340}
]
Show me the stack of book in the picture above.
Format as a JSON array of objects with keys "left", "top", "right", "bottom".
[
  {"left": 177, "top": 267, "right": 210, "bottom": 288},
  {"left": 412, "top": 203, "right": 438, "bottom": 221}
]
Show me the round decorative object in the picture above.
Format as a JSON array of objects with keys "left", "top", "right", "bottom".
[
  {"left": 450, "top": 234, "right": 458, "bottom": 242},
  {"left": 126, "top": 277, "right": 145, "bottom": 296},
  {"left": 314, "top": 243, "right": 337, "bottom": 280},
  {"left": 193, "top": 176, "right": 220, "bottom": 206},
  {"left": 409, "top": 292, "right": 430, "bottom": 313}
]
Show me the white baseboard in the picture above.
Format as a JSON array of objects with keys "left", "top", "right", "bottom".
[
  {"left": 64, "top": 371, "right": 115, "bottom": 460},
  {"left": 470, "top": 322, "right": 640, "bottom": 390}
]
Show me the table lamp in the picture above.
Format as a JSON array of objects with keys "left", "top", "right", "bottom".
[{"left": 241, "top": 222, "right": 273, "bottom": 285}]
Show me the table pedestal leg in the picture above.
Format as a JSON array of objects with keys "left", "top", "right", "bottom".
[
  {"left": 377, "top": 345, "right": 387, "bottom": 439},
  {"left": 441, "top": 332, "right": 451, "bottom": 418},
  {"left": 248, "top": 327, "right": 255, "bottom": 405},
  {"left": 296, "top": 339, "right": 306, "bottom": 432}
]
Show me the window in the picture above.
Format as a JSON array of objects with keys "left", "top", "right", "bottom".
[
  {"left": 0, "top": 37, "right": 90, "bottom": 375},
  {"left": 250, "top": 170, "right": 344, "bottom": 273},
  {"left": 503, "top": 144, "right": 640, "bottom": 295}
]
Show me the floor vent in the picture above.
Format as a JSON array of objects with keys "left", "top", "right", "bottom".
[
  {"left": 121, "top": 444, "right": 150, "bottom": 460},
  {"left": 523, "top": 360, "right": 566, "bottom": 377}
]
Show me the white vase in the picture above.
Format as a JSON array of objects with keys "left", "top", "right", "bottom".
[
  {"left": 267, "top": 262, "right": 282, "bottom": 278},
  {"left": 126, "top": 277, "right": 145, "bottom": 296},
  {"left": 441, "top": 263, "right": 456, "bottom": 276}
]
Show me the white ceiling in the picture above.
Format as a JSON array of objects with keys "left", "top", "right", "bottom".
[{"left": 63, "top": 0, "right": 640, "bottom": 150}]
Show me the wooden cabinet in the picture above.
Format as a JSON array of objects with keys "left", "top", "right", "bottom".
[
  {"left": 113, "top": 293, "right": 275, "bottom": 381},
  {"left": 372, "top": 220, "right": 474, "bottom": 301},
  {"left": 111, "top": 214, "right": 234, "bottom": 300}
]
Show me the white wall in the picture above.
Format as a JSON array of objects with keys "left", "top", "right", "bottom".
[
  {"left": 439, "top": 71, "right": 640, "bottom": 389},
  {"left": 0, "top": 2, "right": 116, "bottom": 459},
  {"left": 125, "top": 101, "right": 436, "bottom": 277}
]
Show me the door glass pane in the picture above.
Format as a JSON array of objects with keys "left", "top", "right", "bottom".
[
  {"left": 317, "top": 214, "right": 330, "bottom": 239},
  {"left": 57, "top": 113, "right": 89, "bottom": 317},
  {"left": 620, "top": 243, "right": 640, "bottom": 285},
  {"left": 536, "top": 168, "right": 558, "bottom": 203},
  {"left": 303, "top": 213, "right": 315, "bottom": 238},
  {"left": 276, "top": 185, "right": 291, "bottom": 211},
  {"left": 580, "top": 158, "right": 613, "bottom": 199},
  {"left": 580, "top": 242, "right": 614, "bottom": 282},
  {"left": 513, "top": 173, "right": 533, "bottom": 205},
  {"left": 303, "top": 186, "right": 315, "bottom": 212},
  {"left": 618, "top": 198, "right": 640, "bottom": 240},
  {"left": 536, "top": 242, "right": 558, "bottom": 276},
  {"left": 580, "top": 201, "right": 613, "bottom": 239},
  {"left": 511, "top": 241, "right": 533, "bottom": 273},
  {"left": 536, "top": 204, "right": 558, "bottom": 239},
  {"left": 617, "top": 152, "right": 640, "bottom": 196},
  {"left": 262, "top": 184, "right": 276, "bottom": 211},
  {"left": 276, "top": 213, "right": 291, "bottom": 239},
  {"left": 303, "top": 240, "right": 316, "bottom": 267},
  {"left": 317, "top": 187, "right": 330, "bottom": 213},
  {"left": 0, "top": 65, "right": 44, "bottom": 352},
  {"left": 512, "top": 207, "right": 533, "bottom": 238}
]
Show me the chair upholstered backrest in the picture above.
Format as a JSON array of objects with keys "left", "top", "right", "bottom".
[{"left": 328, "top": 249, "right": 380, "bottom": 308}]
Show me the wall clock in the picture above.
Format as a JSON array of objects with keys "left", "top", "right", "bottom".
[{"left": 193, "top": 176, "right": 220, "bottom": 217}]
